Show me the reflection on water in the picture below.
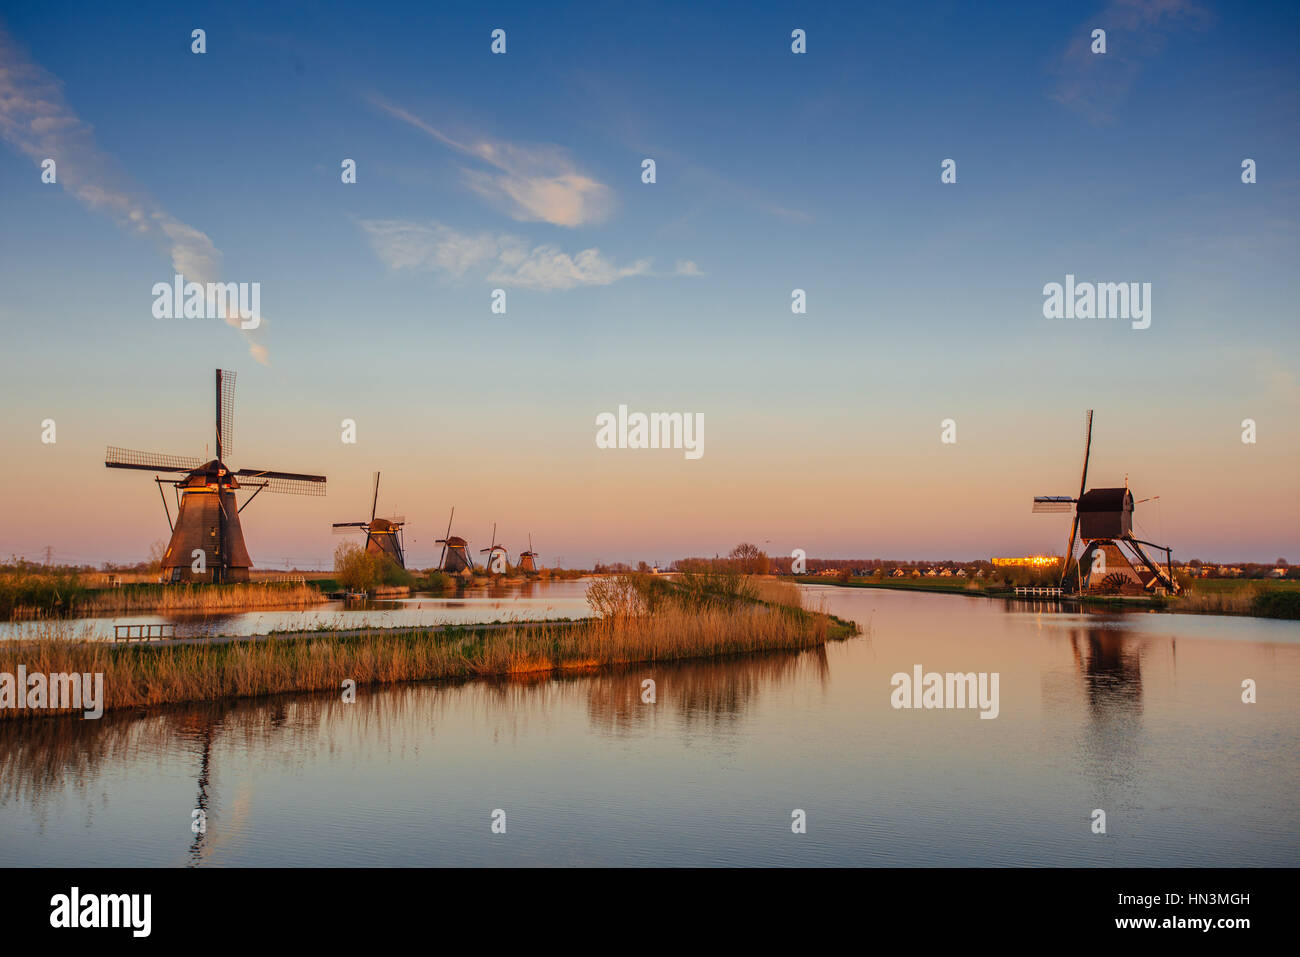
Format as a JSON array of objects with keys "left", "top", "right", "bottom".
[
  {"left": 1, "top": 586, "right": 1296, "bottom": 866},
  {"left": 0, "top": 579, "right": 594, "bottom": 641}
]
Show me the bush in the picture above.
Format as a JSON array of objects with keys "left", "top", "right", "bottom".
[
  {"left": 1251, "top": 591, "right": 1300, "bottom": 619},
  {"left": 334, "top": 543, "right": 410, "bottom": 593}
]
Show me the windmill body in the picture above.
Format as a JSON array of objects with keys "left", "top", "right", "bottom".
[
  {"left": 479, "top": 522, "right": 509, "bottom": 574},
  {"left": 105, "top": 370, "right": 326, "bottom": 584},
  {"left": 1032, "top": 411, "right": 1180, "bottom": 596},
  {"left": 440, "top": 536, "right": 474, "bottom": 573},
  {"left": 435, "top": 507, "right": 474, "bottom": 575},
  {"left": 518, "top": 533, "right": 539, "bottom": 574},
  {"left": 164, "top": 464, "right": 254, "bottom": 581}
]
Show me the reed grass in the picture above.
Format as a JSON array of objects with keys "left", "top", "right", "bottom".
[
  {"left": 75, "top": 581, "right": 328, "bottom": 616},
  {"left": 0, "top": 597, "right": 855, "bottom": 719}
]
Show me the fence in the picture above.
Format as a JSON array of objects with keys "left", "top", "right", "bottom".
[
  {"left": 113, "top": 623, "right": 176, "bottom": 642},
  {"left": 1013, "top": 586, "right": 1064, "bottom": 598}
]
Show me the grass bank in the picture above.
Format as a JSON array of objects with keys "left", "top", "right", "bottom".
[{"left": 0, "top": 575, "right": 857, "bottom": 719}]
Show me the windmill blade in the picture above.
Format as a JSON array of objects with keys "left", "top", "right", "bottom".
[
  {"left": 333, "top": 522, "right": 367, "bottom": 535},
  {"left": 1032, "top": 496, "right": 1074, "bottom": 513},
  {"left": 262, "top": 476, "right": 327, "bottom": 496},
  {"left": 236, "top": 467, "right": 325, "bottom": 481},
  {"left": 370, "top": 471, "right": 380, "bottom": 522},
  {"left": 236, "top": 469, "right": 326, "bottom": 496},
  {"left": 439, "top": 507, "right": 454, "bottom": 567},
  {"left": 106, "top": 446, "right": 203, "bottom": 472},
  {"left": 216, "top": 369, "right": 236, "bottom": 461},
  {"left": 1061, "top": 410, "right": 1094, "bottom": 588}
]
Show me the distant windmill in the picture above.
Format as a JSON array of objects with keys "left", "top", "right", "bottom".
[
  {"left": 479, "top": 522, "right": 509, "bottom": 574},
  {"left": 332, "top": 471, "right": 406, "bottom": 568},
  {"left": 436, "top": 507, "right": 474, "bottom": 574},
  {"left": 1032, "top": 410, "right": 1180, "bottom": 596},
  {"left": 105, "top": 370, "right": 326, "bottom": 583},
  {"left": 518, "top": 533, "right": 539, "bottom": 574}
]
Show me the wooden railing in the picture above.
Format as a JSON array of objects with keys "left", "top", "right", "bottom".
[
  {"left": 113, "top": 623, "right": 176, "bottom": 642},
  {"left": 1013, "top": 586, "right": 1063, "bottom": 597}
]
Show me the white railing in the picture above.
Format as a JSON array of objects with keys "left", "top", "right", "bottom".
[{"left": 1013, "top": 586, "right": 1063, "bottom": 597}]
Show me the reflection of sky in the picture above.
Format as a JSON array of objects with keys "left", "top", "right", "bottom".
[
  {"left": 1, "top": 1, "right": 1297, "bottom": 566},
  {"left": 1, "top": 587, "right": 1296, "bottom": 866}
]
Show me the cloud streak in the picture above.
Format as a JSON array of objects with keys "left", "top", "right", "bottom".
[
  {"left": 372, "top": 98, "right": 616, "bottom": 227},
  {"left": 0, "top": 23, "right": 269, "bottom": 363},
  {"left": 1050, "top": 0, "right": 1212, "bottom": 124},
  {"left": 357, "top": 219, "right": 691, "bottom": 292}
]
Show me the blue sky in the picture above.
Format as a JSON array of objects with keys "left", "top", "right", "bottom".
[{"left": 1, "top": 0, "right": 1297, "bottom": 567}]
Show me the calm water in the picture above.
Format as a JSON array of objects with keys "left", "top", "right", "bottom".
[
  {"left": 2, "top": 585, "right": 1297, "bottom": 866},
  {"left": 0, "top": 579, "right": 594, "bottom": 641}
]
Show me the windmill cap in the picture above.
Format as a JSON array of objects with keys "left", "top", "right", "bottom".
[{"left": 1078, "top": 488, "right": 1133, "bottom": 511}]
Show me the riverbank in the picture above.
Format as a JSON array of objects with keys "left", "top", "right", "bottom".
[
  {"left": 794, "top": 575, "right": 1300, "bottom": 619},
  {"left": 0, "top": 583, "right": 857, "bottom": 720}
]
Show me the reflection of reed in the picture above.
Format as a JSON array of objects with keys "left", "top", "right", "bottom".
[
  {"left": 583, "top": 646, "right": 830, "bottom": 735},
  {"left": 0, "top": 690, "right": 452, "bottom": 812},
  {"left": 0, "top": 645, "right": 831, "bottom": 819}
]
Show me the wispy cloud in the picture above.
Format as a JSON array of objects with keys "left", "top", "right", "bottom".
[
  {"left": 358, "top": 219, "right": 694, "bottom": 292},
  {"left": 0, "top": 23, "right": 269, "bottom": 363},
  {"left": 372, "top": 98, "right": 616, "bottom": 227},
  {"left": 1050, "top": 0, "right": 1212, "bottom": 124}
]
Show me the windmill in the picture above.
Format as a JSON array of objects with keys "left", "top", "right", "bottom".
[
  {"left": 479, "top": 522, "right": 509, "bottom": 574},
  {"left": 518, "top": 533, "right": 539, "bottom": 574},
  {"left": 105, "top": 370, "right": 326, "bottom": 583},
  {"left": 435, "top": 507, "right": 474, "bottom": 574},
  {"left": 1032, "top": 410, "right": 1180, "bottom": 596},
  {"left": 332, "top": 471, "right": 406, "bottom": 569}
]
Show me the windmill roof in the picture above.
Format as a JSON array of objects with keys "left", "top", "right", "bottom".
[{"left": 1078, "top": 488, "right": 1133, "bottom": 511}]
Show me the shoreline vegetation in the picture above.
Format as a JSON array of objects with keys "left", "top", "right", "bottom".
[
  {"left": 0, "top": 572, "right": 859, "bottom": 721},
  {"left": 794, "top": 575, "right": 1300, "bottom": 620},
  {"left": 0, "top": 560, "right": 588, "bottom": 621}
]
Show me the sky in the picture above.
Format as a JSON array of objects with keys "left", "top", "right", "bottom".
[{"left": 0, "top": 0, "right": 1297, "bottom": 569}]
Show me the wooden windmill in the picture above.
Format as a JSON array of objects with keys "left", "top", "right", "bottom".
[
  {"left": 1032, "top": 410, "right": 1180, "bottom": 596},
  {"left": 332, "top": 471, "right": 406, "bottom": 569},
  {"left": 105, "top": 370, "right": 326, "bottom": 583},
  {"left": 436, "top": 507, "right": 474, "bottom": 574},
  {"left": 479, "top": 523, "right": 509, "bottom": 574},
  {"left": 518, "top": 533, "right": 539, "bottom": 574}
]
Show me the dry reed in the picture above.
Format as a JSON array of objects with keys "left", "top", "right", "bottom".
[
  {"left": 76, "top": 582, "right": 327, "bottom": 616},
  {"left": 0, "top": 600, "right": 855, "bottom": 720}
]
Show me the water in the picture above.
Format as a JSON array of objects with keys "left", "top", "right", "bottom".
[
  {"left": 1, "top": 585, "right": 1297, "bottom": 866},
  {"left": 0, "top": 579, "right": 594, "bottom": 641}
]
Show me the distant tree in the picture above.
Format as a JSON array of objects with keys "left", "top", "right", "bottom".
[
  {"left": 147, "top": 540, "right": 167, "bottom": 574},
  {"left": 729, "top": 542, "right": 770, "bottom": 575}
]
